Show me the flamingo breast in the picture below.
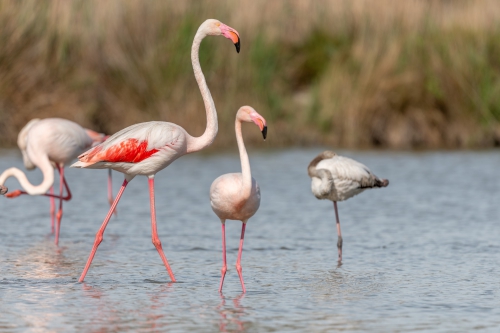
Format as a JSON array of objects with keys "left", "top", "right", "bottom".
[{"left": 210, "top": 173, "right": 261, "bottom": 221}]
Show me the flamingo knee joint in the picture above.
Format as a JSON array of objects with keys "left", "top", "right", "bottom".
[{"left": 152, "top": 238, "right": 162, "bottom": 248}]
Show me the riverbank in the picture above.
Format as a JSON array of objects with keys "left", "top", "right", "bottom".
[{"left": 1, "top": 0, "right": 500, "bottom": 149}]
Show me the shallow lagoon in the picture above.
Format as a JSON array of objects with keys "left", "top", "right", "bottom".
[{"left": 0, "top": 149, "right": 499, "bottom": 332}]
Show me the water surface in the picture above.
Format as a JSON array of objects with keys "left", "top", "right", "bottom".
[{"left": 0, "top": 149, "right": 499, "bottom": 332}]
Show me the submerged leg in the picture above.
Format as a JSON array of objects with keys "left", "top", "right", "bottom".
[
  {"left": 236, "top": 222, "right": 247, "bottom": 293},
  {"left": 219, "top": 220, "right": 227, "bottom": 293},
  {"left": 50, "top": 186, "right": 55, "bottom": 234},
  {"left": 334, "top": 201, "right": 343, "bottom": 262},
  {"left": 78, "top": 178, "right": 129, "bottom": 282},
  {"left": 54, "top": 165, "right": 65, "bottom": 245},
  {"left": 148, "top": 176, "right": 176, "bottom": 282}
]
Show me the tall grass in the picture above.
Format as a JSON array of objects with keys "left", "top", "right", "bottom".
[{"left": 1, "top": 0, "right": 500, "bottom": 149}]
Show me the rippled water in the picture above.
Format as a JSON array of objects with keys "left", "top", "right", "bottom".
[{"left": 0, "top": 148, "right": 499, "bottom": 332}]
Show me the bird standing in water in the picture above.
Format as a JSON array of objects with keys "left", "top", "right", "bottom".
[
  {"left": 0, "top": 118, "right": 110, "bottom": 245},
  {"left": 308, "top": 151, "right": 389, "bottom": 262},
  {"left": 210, "top": 106, "right": 267, "bottom": 293},
  {"left": 72, "top": 19, "right": 241, "bottom": 283}
]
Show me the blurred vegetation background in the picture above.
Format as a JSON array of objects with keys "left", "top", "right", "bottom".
[{"left": 1, "top": 0, "right": 500, "bottom": 149}]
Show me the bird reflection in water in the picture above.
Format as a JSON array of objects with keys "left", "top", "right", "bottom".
[
  {"left": 146, "top": 282, "right": 175, "bottom": 331},
  {"left": 80, "top": 283, "right": 119, "bottom": 332},
  {"left": 13, "top": 240, "right": 72, "bottom": 280},
  {"left": 81, "top": 283, "right": 103, "bottom": 299},
  {"left": 218, "top": 293, "right": 246, "bottom": 332},
  {"left": 80, "top": 282, "right": 175, "bottom": 332}
]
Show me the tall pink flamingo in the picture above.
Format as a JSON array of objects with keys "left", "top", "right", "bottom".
[
  {"left": 308, "top": 151, "right": 389, "bottom": 262},
  {"left": 0, "top": 118, "right": 111, "bottom": 245},
  {"left": 210, "top": 106, "right": 267, "bottom": 293},
  {"left": 72, "top": 19, "right": 241, "bottom": 283}
]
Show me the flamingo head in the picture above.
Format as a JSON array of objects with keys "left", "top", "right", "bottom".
[
  {"left": 237, "top": 106, "right": 268, "bottom": 140},
  {"left": 202, "top": 19, "right": 240, "bottom": 53},
  {"left": 321, "top": 151, "right": 336, "bottom": 159},
  {"left": 0, "top": 185, "right": 7, "bottom": 195}
]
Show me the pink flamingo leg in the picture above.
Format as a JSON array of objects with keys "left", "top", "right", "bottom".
[
  {"left": 236, "top": 222, "right": 247, "bottom": 293},
  {"left": 78, "top": 178, "right": 129, "bottom": 282},
  {"left": 108, "top": 169, "right": 117, "bottom": 216},
  {"left": 49, "top": 186, "right": 55, "bottom": 234},
  {"left": 148, "top": 177, "right": 176, "bottom": 282},
  {"left": 61, "top": 174, "right": 72, "bottom": 201},
  {"left": 219, "top": 220, "right": 227, "bottom": 293},
  {"left": 54, "top": 165, "right": 65, "bottom": 246},
  {"left": 334, "top": 201, "right": 343, "bottom": 262}
]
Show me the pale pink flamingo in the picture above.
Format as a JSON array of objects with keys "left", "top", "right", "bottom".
[
  {"left": 210, "top": 106, "right": 267, "bottom": 293},
  {"left": 17, "top": 119, "right": 115, "bottom": 231},
  {"left": 0, "top": 118, "right": 111, "bottom": 245},
  {"left": 308, "top": 151, "right": 389, "bottom": 262},
  {"left": 71, "top": 19, "right": 241, "bottom": 283}
]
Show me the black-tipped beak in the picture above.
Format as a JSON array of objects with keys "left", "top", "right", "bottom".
[
  {"left": 261, "top": 126, "right": 267, "bottom": 140},
  {"left": 234, "top": 38, "right": 240, "bottom": 53}
]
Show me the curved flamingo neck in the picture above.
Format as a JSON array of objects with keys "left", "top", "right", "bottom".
[
  {"left": 235, "top": 119, "right": 252, "bottom": 200},
  {"left": 0, "top": 160, "right": 54, "bottom": 196},
  {"left": 186, "top": 28, "right": 218, "bottom": 154}
]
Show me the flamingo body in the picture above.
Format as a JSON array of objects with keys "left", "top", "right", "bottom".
[
  {"left": 308, "top": 150, "right": 389, "bottom": 262},
  {"left": 73, "top": 121, "right": 188, "bottom": 176},
  {"left": 0, "top": 118, "right": 100, "bottom": 196},
  {"left": 312, "top": 155, "right": 388, "bottom": 202},
  {"left": 25, "top": 118, "right": 95, "bottom": 169},
  {"left": 210, "top": 174, "right": 261, "bottom": 221}
]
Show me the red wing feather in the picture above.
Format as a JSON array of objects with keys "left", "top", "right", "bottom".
[{"left": 80, "top": 139, "right": 158, "bottom": 164}]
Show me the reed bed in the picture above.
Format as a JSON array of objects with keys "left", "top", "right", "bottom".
[{"left": 1, "top": 0, "right": 500, "bottom": 149}]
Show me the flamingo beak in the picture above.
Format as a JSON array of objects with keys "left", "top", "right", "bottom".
[
  {"left": 234, "top": 36, "right": 240, "bottom": 53},
  {"left": 251, "top": 115, "right": 267, "bottom": 140},
  {"left": 0, "top": 185, "right": 7, "bottom": 195},
  {"left": 220, "top": 24, "right": 240, "bottom": 53}
]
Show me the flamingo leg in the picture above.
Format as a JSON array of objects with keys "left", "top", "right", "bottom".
[
  {"left": 334, "top": 201, "right": 343, "bottom": 262},
  {"left": 148, "top": 176, "right": 176, "bottom": 282},
  {"left": 236, "top": 222, "right": 247, "bottom": 293},
  {"left": 108, "top": 169, "right": 117, "bottom": 216},
  {"left": 78, "top": 178, "right": 129, "bottom": 283},
  {"left": 50, "top": 186, "right": 55, "bottom": 234},
  {"left": 61, "top": 173, "right": 72, "bottom": 201},
  {"left": 54, "top": 165, "right": 65, "bottom": 246},
  {"left": 219, "top": 220, "right": 227, "bottom": 293}
]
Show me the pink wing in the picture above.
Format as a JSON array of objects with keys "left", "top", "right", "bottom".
[
  {"left": 80, "top": 138, "right": 159, "bottom": 164},
  {"left": 78, "top": 122, "right": 183, "bottom": 165}
]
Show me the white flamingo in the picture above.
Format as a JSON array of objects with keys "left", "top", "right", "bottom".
[
  {"left": 210, "top": 106, "right": 267, "bottom": 293},
  {"left": 71, "top": 19, "right": 241, "bottom": 283},
  {"left": 308, "top": 151, "right": 389, "bottom": 262},
  {"left": 0, "top": 118, "right": 110, "bottom": 245}
]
